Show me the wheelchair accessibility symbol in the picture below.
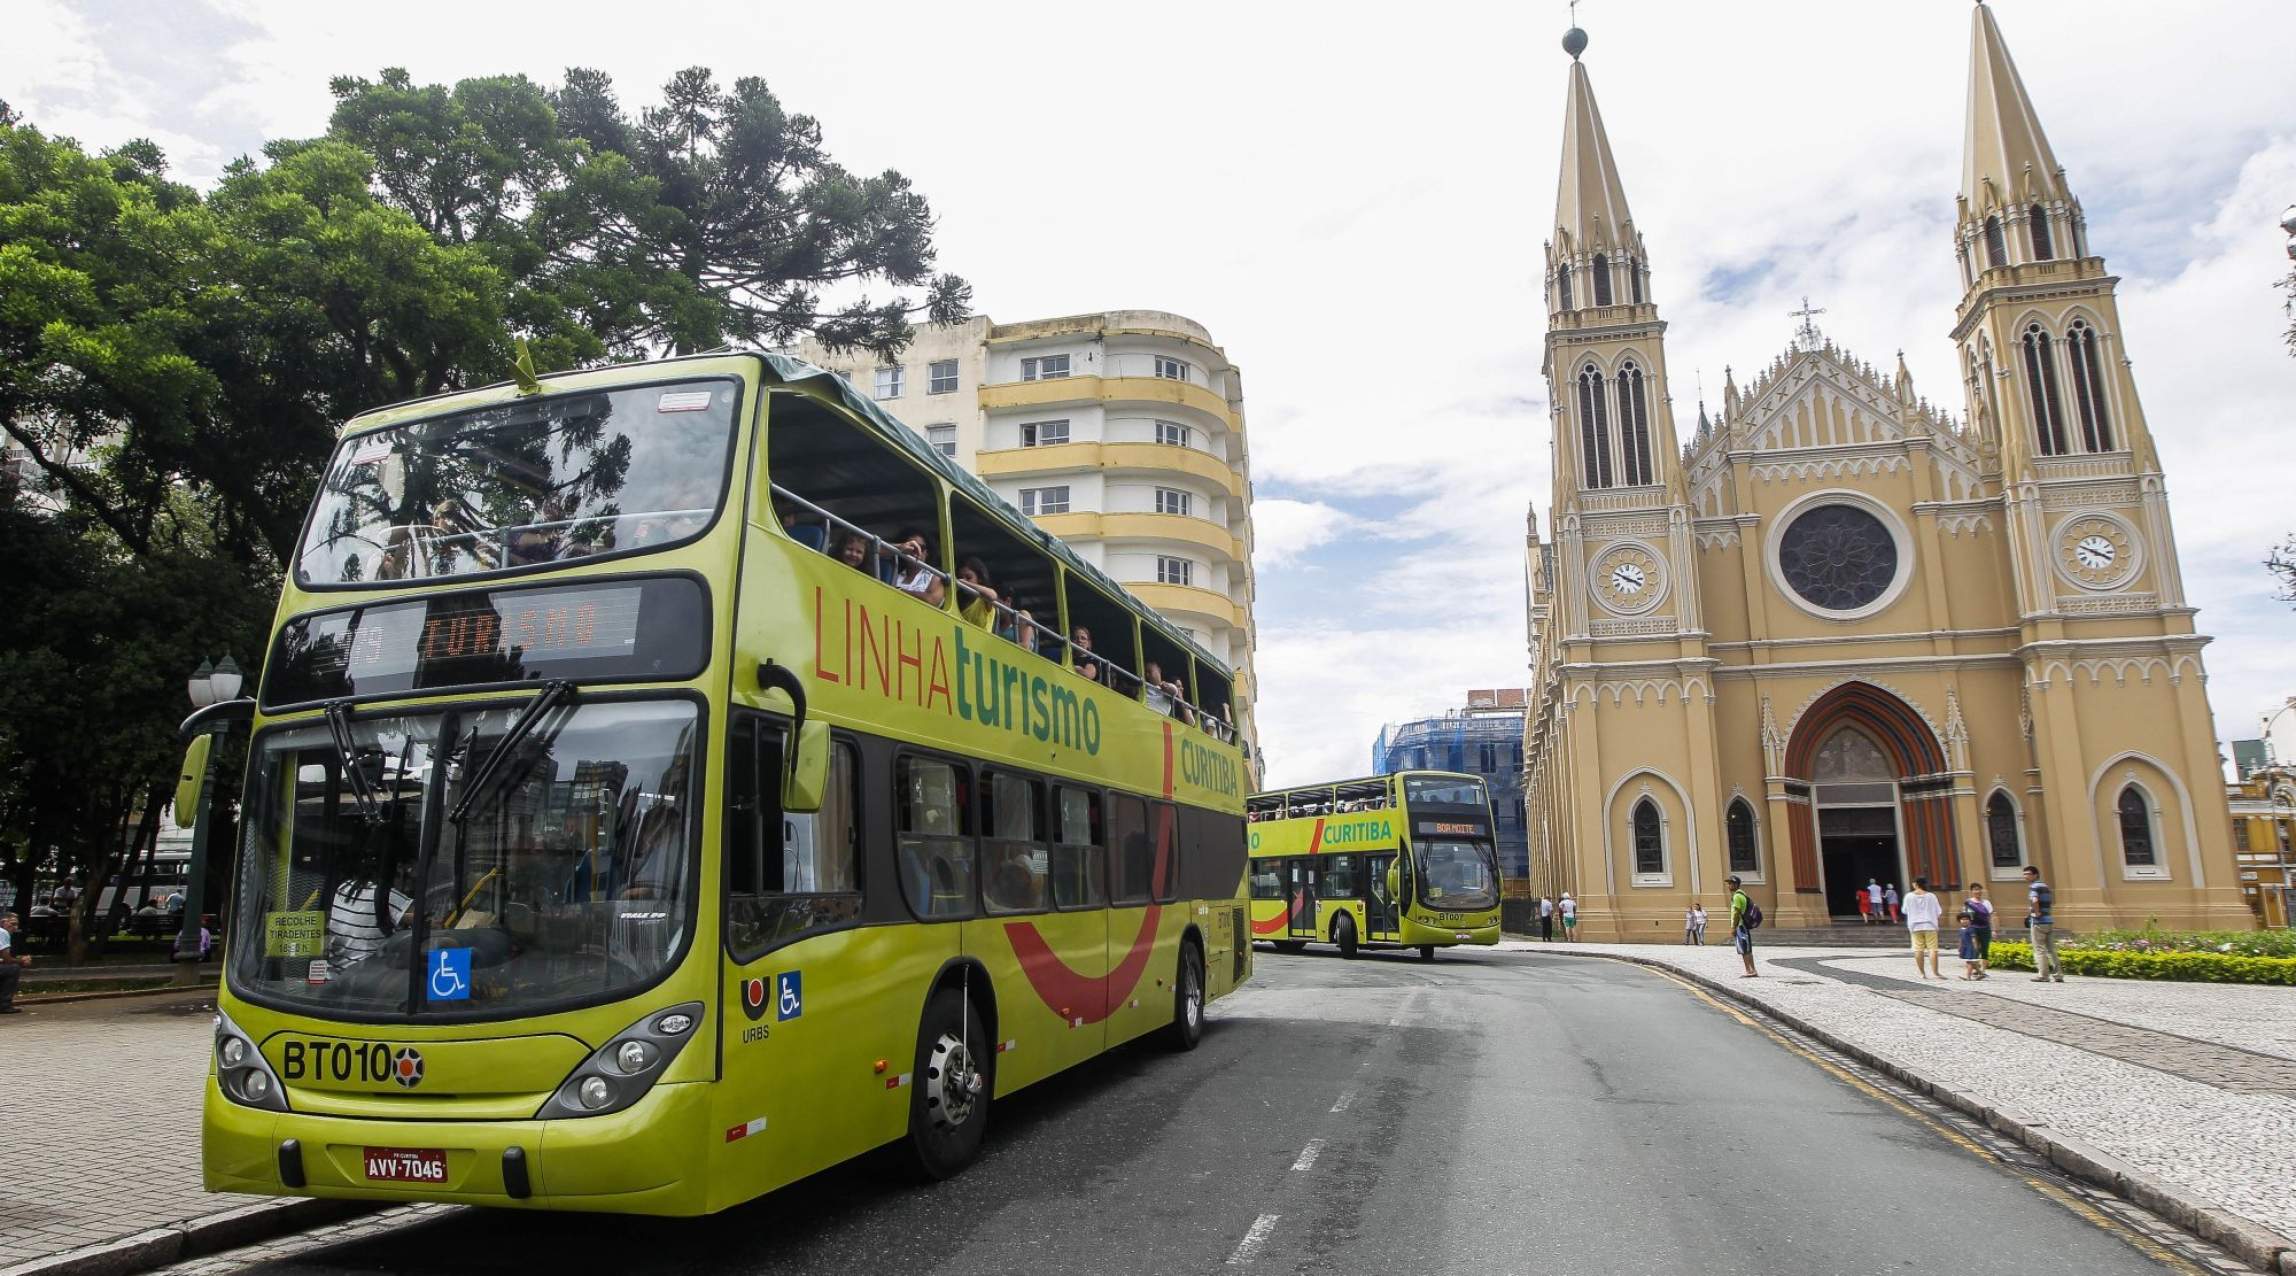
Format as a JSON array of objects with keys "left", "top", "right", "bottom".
[
  {"left": 775, "top": 971, "right": 802, "bottom": 1021},
  {"left": 429, "top": 947, "right": 472, "bottom": 1002}
]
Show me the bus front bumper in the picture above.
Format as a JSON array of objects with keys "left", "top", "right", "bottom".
[
  {"left": 1399, "top": 919, "right": 1503, "bottom": 947},
  {"left": 204, "top": 1080, "right": 712, "bottom": 1215}
]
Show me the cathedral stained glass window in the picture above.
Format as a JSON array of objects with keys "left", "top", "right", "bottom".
[
  {"left": 1726, "top": 800, "right": 1760, "bottom": 874},
  {"left": 1631, "top": 799, "right": 1663, "bottom": 875},
  {"left": 2117, "top": 786, "right": 2156, "bottom": 868},
  {"left": 1778, "top": 505, "right": 1898, "bottom": 612}
]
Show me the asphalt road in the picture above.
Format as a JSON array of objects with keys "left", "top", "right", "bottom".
[{"left": 175, "top": 949, "right": 2197, "bottom": 1275}]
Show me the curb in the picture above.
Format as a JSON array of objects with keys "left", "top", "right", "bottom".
[
  {"left": 0, "top": 1199, "right": 382, "bottom": 1276},
  {"left": 1534, "top": 947, "right": 2296, "bottom": 1276},
  {"left": 20, "top": 981, "right": 220, "bottom": 1007}
]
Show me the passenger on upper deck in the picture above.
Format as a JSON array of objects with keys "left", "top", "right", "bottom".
[
  {"left": 889, "top": 528, "right": 946, "bottom": 607},
  {"left": 1070, "top": 626, "right": 1102, "bottom": 684},
  {"left": 956, "top": 558, "right": 999, "bottom": 630}
]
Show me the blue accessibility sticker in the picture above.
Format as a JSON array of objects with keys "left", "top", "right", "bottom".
[
  {"left": 428, "top": 947, "right": 473, "bottom": 1002},
  {"left": 775, "top": 971, "right": 802, "bottom": 1021}
]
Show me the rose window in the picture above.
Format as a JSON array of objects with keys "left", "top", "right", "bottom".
[{"left": 1778, "top": 505, "right": 1897, "bottom": 612}]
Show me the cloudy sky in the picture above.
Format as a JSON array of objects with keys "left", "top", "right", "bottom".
[{"left": 10, "top": 0, "right": 2296, "bottom": 785}]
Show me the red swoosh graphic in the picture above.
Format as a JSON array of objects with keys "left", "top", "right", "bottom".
[
  {"left": 1308, "top": 818, "right": 1325, "bottom": 854},
  {"left": 1250, "top": 913, "right": 1287, "bottom": 936},
  {"left": 1006, "top": 722, "right": 1177, "bottom": 1022}
]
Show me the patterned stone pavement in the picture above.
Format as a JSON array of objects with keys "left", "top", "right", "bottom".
[
  {"left": 1510, "top": 940, "right": 2296, "bottom": 1250},
  {"left": 0, "top": 992, "right": 256, "bottom": 1271}
]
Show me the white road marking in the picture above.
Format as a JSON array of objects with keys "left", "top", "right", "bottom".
[
  {"left": 1227, "top": 1213, "right": 1281, "bottom": 1265},
  {"left": 1291, "top": 1138, "right": 1325, "bottom": 1171},
  {"left": 1330, "top": 1090, "right": 1355, "bottom": 1113}
]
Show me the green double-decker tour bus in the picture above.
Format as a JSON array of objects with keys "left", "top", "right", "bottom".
[{"left": 183, "top": 351, "right": 1255, "bottom": 1214}]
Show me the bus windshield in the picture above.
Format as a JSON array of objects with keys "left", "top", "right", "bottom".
[
  {"left": 294, "top": 379, "right": 740, "bottom": 586},
  {"left": 1405, "top": 776, "right": 1487, "bottom": 807},
  {"left": 229, "top": 700, "right": 699, "bottom": 1019},
  {"left": 1415, "top": 840, "right": 1498, "bottom": 912}
]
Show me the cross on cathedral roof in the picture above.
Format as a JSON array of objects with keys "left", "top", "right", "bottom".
[{"left": 1789, "top": 297, "right": 1827, "bottom": 352}]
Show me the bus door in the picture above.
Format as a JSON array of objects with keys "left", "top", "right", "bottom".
[
  {"left": 1285, "top": 858, "right": 1318, "bottom": 938},
  {"left": 1364, "top": 852, "right": 1401, "bottom": 940}
]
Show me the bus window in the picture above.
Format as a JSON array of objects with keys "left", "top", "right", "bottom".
[
  {"left": 1108, "top": 793, "right": 1152, "bottom": 905},
  {"left": 296, "top": 380, "right": 740, "bottom": 586},
  {"left": 896, "top": 756, "right": 974, "bottom": 919},
  {"left": 980, "top": 772, "right": 1048, "bottom": 915},
  {"left": 1245, "top": 794, "right": 1280, "bottom": 823},
  {"left": 726, "top": 719, "right": 861, "bottom": 958},
  {"left": 767, "top": 392, "right": 948, "bottom": 599},
  {"left": 1062, "top": 580, "right": 1141, "bottom": 697},
  {"left": 1405, "top": 775, "right": 1488, "bottom": 807},
  {"left": 1050, "top": 785, "right": 1105, "bottom": 908},
  {"left": 1194, "top": 662, "right": 1235, "bottom": 742},
  {"left": 1140, "top": 627, "right": 1193, "bottom": 725},
  {"left": 1151, "top": 800, "right": 1180, "bottom": 903},
  {"left": 1319, "top": 854, "right": 1358, "bottom": 899},
  {"left": 1250, "top": 865, "right": 1282, "bottom": 899},
  {"left": 950, "top": 496, "right": 1057, "bottom": 658}
]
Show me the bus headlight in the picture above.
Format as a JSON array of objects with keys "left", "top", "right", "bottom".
[
  {"left": 539, "top": 1001, "right": 704, "bottom": 1120},
  {"left": 214, "top": 1012, "right": 289, "bottom": 1111}
]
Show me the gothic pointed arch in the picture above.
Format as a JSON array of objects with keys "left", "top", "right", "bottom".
[
  {"left": 1576, "top": 362, "right": 1614, "bottom": 488},
  {"left": 1725, "top": 797, "right": 1761, "bottom": 875},
  {"left": 1781, "top": 682, "right": 1958, "bottom": 895},
  {"left": 1631, "top": 797, "right": 1664, "bottom": 876},
  {"left": 1618, "top": 358, "right": 1655, "bottom": 485}
]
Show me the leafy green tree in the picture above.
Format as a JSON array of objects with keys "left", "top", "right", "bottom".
[{"left": 324, "top": 66, "right": 970, "bottom": 358}]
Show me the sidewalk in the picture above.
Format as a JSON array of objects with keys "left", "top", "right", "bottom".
[
  {"left": 1509, "top": 939, "right": 2296, "bottom": 1267},
  {"left": 0, "top": 993, "right": 315, "bottom": 1274}
]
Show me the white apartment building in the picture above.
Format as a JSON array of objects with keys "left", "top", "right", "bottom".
[{"left": 798, "top": 310, "right": 1261, "bottom": 773}]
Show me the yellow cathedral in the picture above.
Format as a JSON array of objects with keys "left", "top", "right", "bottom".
[{"left": 1521, "top": 4, "right": 2253, "bottom": 940}]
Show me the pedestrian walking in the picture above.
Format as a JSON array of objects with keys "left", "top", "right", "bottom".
[
  {"left": 1857, "top": 888, "right": 1872, "bottom": 924},
  {"left": 1902, "top": 877, "right": 1946, "bottom": 981},
  {"left": 1884, "top": 882, "right": 1901, "bottom": 922},
  {"left": 2022, "top": 865, "right": 2063, "bottom": 982},
  {"left": 1727, "top": 876, "right": 1758, "bottom": 977},
  {"left": 1865, "top": 879, "right": 1884, "bottom": 924},
  {"left": 1559, "top": 892, "right": 1578, "bottom": 941},
  {"left": 0, "top": 910, "right": 29, "bottom": 1014},
  {"left": 1685, "top": 902, "right": 1708, "bottom": 945},
  {"left": 1958, "top": 882, "right": 1995, "bottom": 981},
  {"left": 1538, "top": 894, "right": 1555, "bottom": 942}
]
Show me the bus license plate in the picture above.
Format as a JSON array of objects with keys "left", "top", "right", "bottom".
[{"left": 363, "top": 1147, "right": 447, "bottom": 1183}]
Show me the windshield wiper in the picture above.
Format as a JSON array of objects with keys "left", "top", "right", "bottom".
[
  {"left": 323, "top": 701, "right": 387, "bottom": 824},
  {"left": 449, "top": 680, "right": 575, "bottom": 825}
]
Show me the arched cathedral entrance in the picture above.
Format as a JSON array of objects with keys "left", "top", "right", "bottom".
[{"left": 1780, "top": 683, "right": 1961, "bottom": 921}]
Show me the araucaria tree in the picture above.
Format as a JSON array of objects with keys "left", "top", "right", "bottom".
[{"left": 324, "top": 66, "right": 973, "bottom": 358}]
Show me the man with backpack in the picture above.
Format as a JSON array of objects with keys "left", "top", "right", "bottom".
[{"left": 1728, "top": 875, "right": 1760, "bottom": 978}]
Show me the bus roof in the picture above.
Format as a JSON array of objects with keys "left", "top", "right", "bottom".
[
  {"left": 1249, "top": 770, "right": 1482, "bottom": 800},
  {"left": 337, "top": 350, "right": 1234, "bottom": 683}
]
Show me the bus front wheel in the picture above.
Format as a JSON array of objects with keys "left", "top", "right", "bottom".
[
  {"left": 1164, "top": 939, "right": 1205, "bottom": 1051},
  {"left": 898, "top": 986, "right": 991, "bottom": 1181},
  {"left": 1418, "top": 945, "right": 1437, "bottom": 962},
  {"left": 1332, "top": 914, "right": 1358, "bottom": 959}
]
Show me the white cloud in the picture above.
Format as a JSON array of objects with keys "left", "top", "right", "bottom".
[
  {"left": 1248, "top": 498, "right": 1351, "bottom": 568},
  {"left": 11, "top": 0, "right": 2296, "bottom": 781}
]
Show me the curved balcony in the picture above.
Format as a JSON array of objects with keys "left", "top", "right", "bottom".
[
  {"left": 978, "top": 375, "right": 1237, "bottom": 429},
  {"left": 1027, "top": 511, "right": 1245, "bottom": 564},
  {"left": 975, "top": 442, "right": 1243, "bottom": 499},
  {"left": 1125, "top": 582, "right": 1246, "bottom": 630}
]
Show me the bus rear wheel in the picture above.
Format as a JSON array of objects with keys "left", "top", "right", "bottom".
[
  {"left": 1332, "top": 913, "right": 1358, "bottom": 959},
  {"left": 897, "top": 986, "right": 990, "bottom": 1181},
  {"left": 1418, "top": 945, "right": 1437, "bottom": 962},
  {"left": 1164, "top": 939, "right": 1205, "bottom": 1051}
]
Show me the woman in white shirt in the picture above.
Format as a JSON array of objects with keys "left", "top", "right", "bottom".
[{"left": 889, "top": 528, "right": 946, "bottom": 607}]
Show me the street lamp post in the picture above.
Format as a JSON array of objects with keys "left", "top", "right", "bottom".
[{"left": 176, "top": 656, "right": 243, "bottom": 972}]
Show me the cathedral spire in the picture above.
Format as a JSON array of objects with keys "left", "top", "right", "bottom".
[
  {"left": 1553, "top": 43, "right": 1639, "bottom": 257},
  {"left": 1961, "top": 2, "right": 2069, "bottom": 215}
]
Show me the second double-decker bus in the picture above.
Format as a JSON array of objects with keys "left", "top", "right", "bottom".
[
  {"left": 182, "top": 350, "right": 1253, "bottom": 1215},
  {"left": 1244, "top": 772, "right": 1501, "bottom": 959}
]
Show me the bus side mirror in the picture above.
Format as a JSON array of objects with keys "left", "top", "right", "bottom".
[
  {"left": 175, "top": 734, "right": 213, "bottom": 825},
  {"left": 784, "top": 719, "right": 830, "bottom": 814},
  {"left": 757, "top": 658, "right": 828, "bottom": 813}
]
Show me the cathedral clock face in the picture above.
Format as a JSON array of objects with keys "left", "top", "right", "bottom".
[
  {"left": 1591, "top": 543, "right": 1666, "bottom": 616},
  {"left": 2053, "top": 514, "right": 2139, "bottom": 590}
]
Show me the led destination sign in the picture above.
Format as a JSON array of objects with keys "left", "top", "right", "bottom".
[{"left": 264, "top": 577, "right": 707, "bottom": 707}]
